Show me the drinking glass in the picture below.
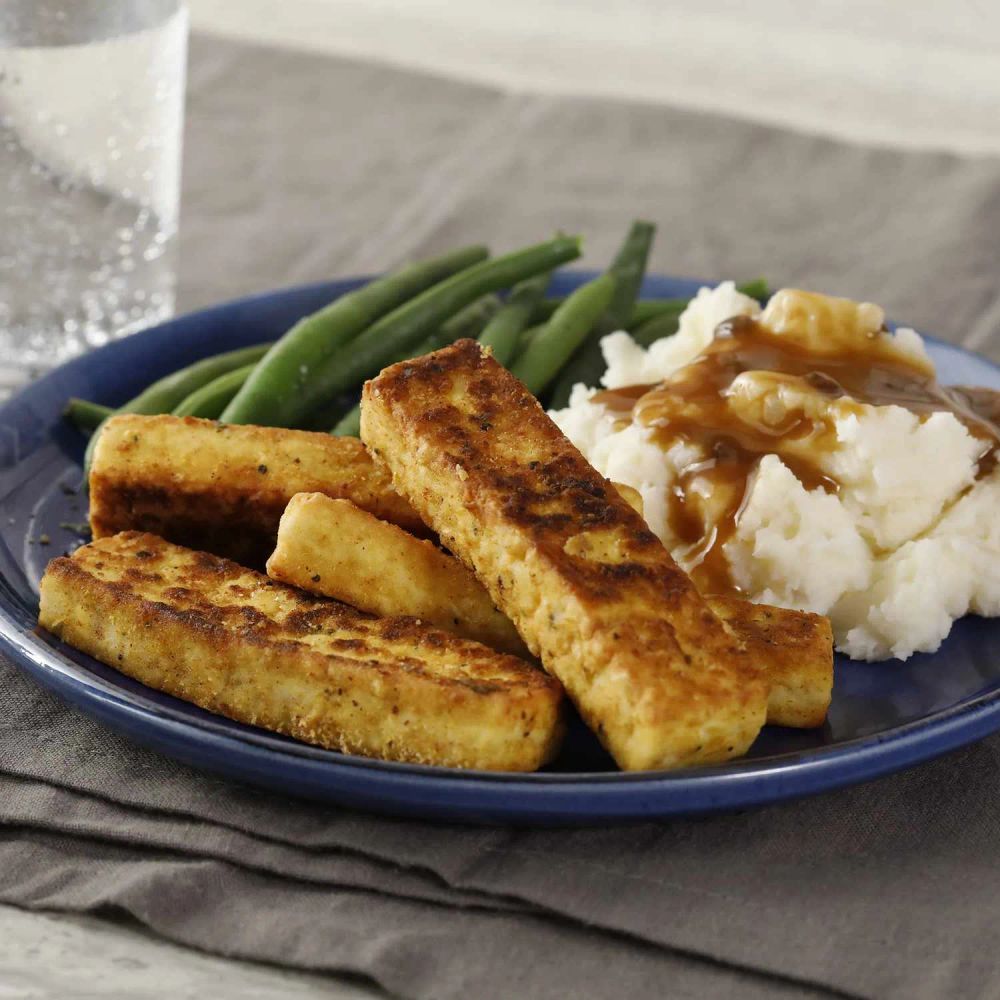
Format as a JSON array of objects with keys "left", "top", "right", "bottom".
[{"left": 0, "top": 0, "right": 188, "bottom": 394}]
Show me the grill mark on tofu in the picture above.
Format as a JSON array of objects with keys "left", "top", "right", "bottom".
[
  {"left": 38, "top": 531, "right": 564, "bottom": 771},
  {"left": 361, "top": 339, "right": 769, "bottom": 771}
]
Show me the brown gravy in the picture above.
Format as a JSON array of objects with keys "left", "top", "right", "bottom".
[{"left": 593, "top": 315, "right": 1000, "bottom": 595}]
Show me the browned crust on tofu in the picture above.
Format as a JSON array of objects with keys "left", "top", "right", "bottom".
[
  {"left": 361, "top": 339, "right": 768, "bottom": 771},
  {"left": 89, "top": 414, "right": 425, "bottom": 566},
  {"left": 38, "top": 531, "right": 564, "bottom": 772},
  {"left": 267, "top": 493, "right": 530, "bottom": 658},
  {"left": 707, "top": 596, "right": 833, "bottom": 728},
  {"left": 607, "top": 479, "right": 831, "bottom": 726}
]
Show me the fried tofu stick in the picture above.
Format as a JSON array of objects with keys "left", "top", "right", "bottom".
[
  {"left": 38, "top": 531, "right": 564, "bottom": 772},
  {"left": 267, "top": 492, "right": 529, "bottom": 658},
  {"left": 361, "top": 339, "right": 769, "bottom": 771},
  {"left": 270, "top": 493, "right": 831, "bottom": 727},
  {"left": 89, "top": 414, "right": 425, "bottom": 566},
  {"left": 602, "top": 480, "right": 831, "bottom": 728},
  {"left": 707, "top": 595, "right": 832, "bottom": 728}
]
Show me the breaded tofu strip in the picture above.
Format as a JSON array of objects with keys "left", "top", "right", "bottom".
[
  {"left": 707, "top": 596, "right": 832, "bottom": 728},
  {"left": 361, "top": 340, "right": 769, "bottom": 771},
  {"left": 609, "top": 480, "right": 832, "bottom": 727},
  {"left": 89, "top": 414, "right": 424, "bottom": 566},
  {"left": 268, "top": 493, "right": 530, "bottom": 658},
  {"left": 38, "top": 532, "right": 564, "bottom": 772},
  {"left": 270, "top": 493, "right": 830, "bottom": 727}
]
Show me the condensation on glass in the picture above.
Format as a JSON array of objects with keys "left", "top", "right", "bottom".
[{"left": 0, "top": 0, "right": 187, "bottom": 390}]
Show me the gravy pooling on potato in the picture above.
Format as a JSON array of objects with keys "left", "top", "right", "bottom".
[{"left": 594, "top": 293, "right": 1000, "bottom": 595}]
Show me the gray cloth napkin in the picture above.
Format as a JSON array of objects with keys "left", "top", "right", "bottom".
[{"left": 3, "top": 32, "right": 1000, "bottom": 1000}]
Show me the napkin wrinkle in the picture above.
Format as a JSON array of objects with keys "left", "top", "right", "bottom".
[
  {"left": 1, "top": 662, "right": 527, "bottom": 885},
  {"left": 1, "top": 672, "right": 876, "bottom": 992},
  {"left": 0, "top": 830, "right": 839, "bottom": 1000},
  {"left": 4, "top": 656, "right": 1000, "bottom": 998},
  {"left": 0, "top": 819, "right": 526, "bottom": 924},
  {"left": 0, "top": 771, "right": 524, "bottom": 914}
]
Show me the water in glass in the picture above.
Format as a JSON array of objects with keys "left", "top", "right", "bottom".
[{"left": 0, "top": 0, "right": 187, "bottom": 392}]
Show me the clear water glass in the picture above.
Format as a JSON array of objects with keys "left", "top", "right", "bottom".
[{"left": 0, "top": 0, "right": 188, "bottom": 394}]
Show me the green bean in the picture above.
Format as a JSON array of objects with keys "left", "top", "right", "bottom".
[
  {"left": 172, "top": 363, "right": 258, "bottom": 419},
  {"left": 439, "top": 293, "right": 504, "bottom": 342},
  {"left": 631, "top": 306, "right": 683, "bottom": 347},
  {"left": 476, "top": 273, "right": 550, "bottom": 367},
  {"left": 531, "top": 298, "right": 672, "bottom": 330},
  {"left": 627, "top": 279, "right": 770, "bottom": 328},
  {"left": 64, "top": 398, "right": 113, "bottom": 433},
  {"left": 514, "top": 322, "right": 545, "bottom": 358},
  {"left": 629, "top": 279, "right": 769, "bottom": 345},
  {"left": 543, "top": 277, "right": 772, "bottom": 406},
  {"left": 626, "top": 298, "right": 686, "bottom": 327},
  {"left": 309, "top": 293, "right": 498, "bottom": 435},
  {"left": 538, "top": 297, "right": 676, "bottom": 325},
  {"left": 510, "top": 273, "right": 616, "bottom": 396},
  {"left": 331, "top": 294, "right": 503, "bottom": 437},
  {"left": 301, "top": 235, "right": 581, "bottom": 425},
  {"left": 735, "top": 277, "right": 770, "bottom": 303},
  {"left": 533, "top": 299, "right": 558, "bottom": 322},
  {"left": 221, "top": 245, "right": 489, "bottom": 428},
  {"left": 119, "top": 343, "right": 273, "bottom": 415},
  {"left": 549, "top": 221, "right": 655, "bottom": 407},
  {"left": 81, "top": 342, "right": 273, "bottom": 474},
  {"left": 537, "top": 279, "right": 771, "bottom": 328},
  {"left": 601, "top": 221, "right": 657, "bottom": 328}
]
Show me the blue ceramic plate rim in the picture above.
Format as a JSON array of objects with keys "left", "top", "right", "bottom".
[{"left": 1, "top": 270, "right": 998, "bottom": 823}]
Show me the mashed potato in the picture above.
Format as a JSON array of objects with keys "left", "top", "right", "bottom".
[{"left": 551, "top": 283, "right": 999, "bottom": 661}]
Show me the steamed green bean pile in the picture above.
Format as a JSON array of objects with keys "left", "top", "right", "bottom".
[{"left": 65, "top": 225, "right": 769, "bottom": 454}]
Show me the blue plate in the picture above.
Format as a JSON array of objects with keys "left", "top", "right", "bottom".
[{"left": 1, "top": 272, "right": 999, "bottom": 825}]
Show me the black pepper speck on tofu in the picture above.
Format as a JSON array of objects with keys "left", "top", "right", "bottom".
[{"left": 38, "top": 530, "right": 565, "bottom": 772}]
